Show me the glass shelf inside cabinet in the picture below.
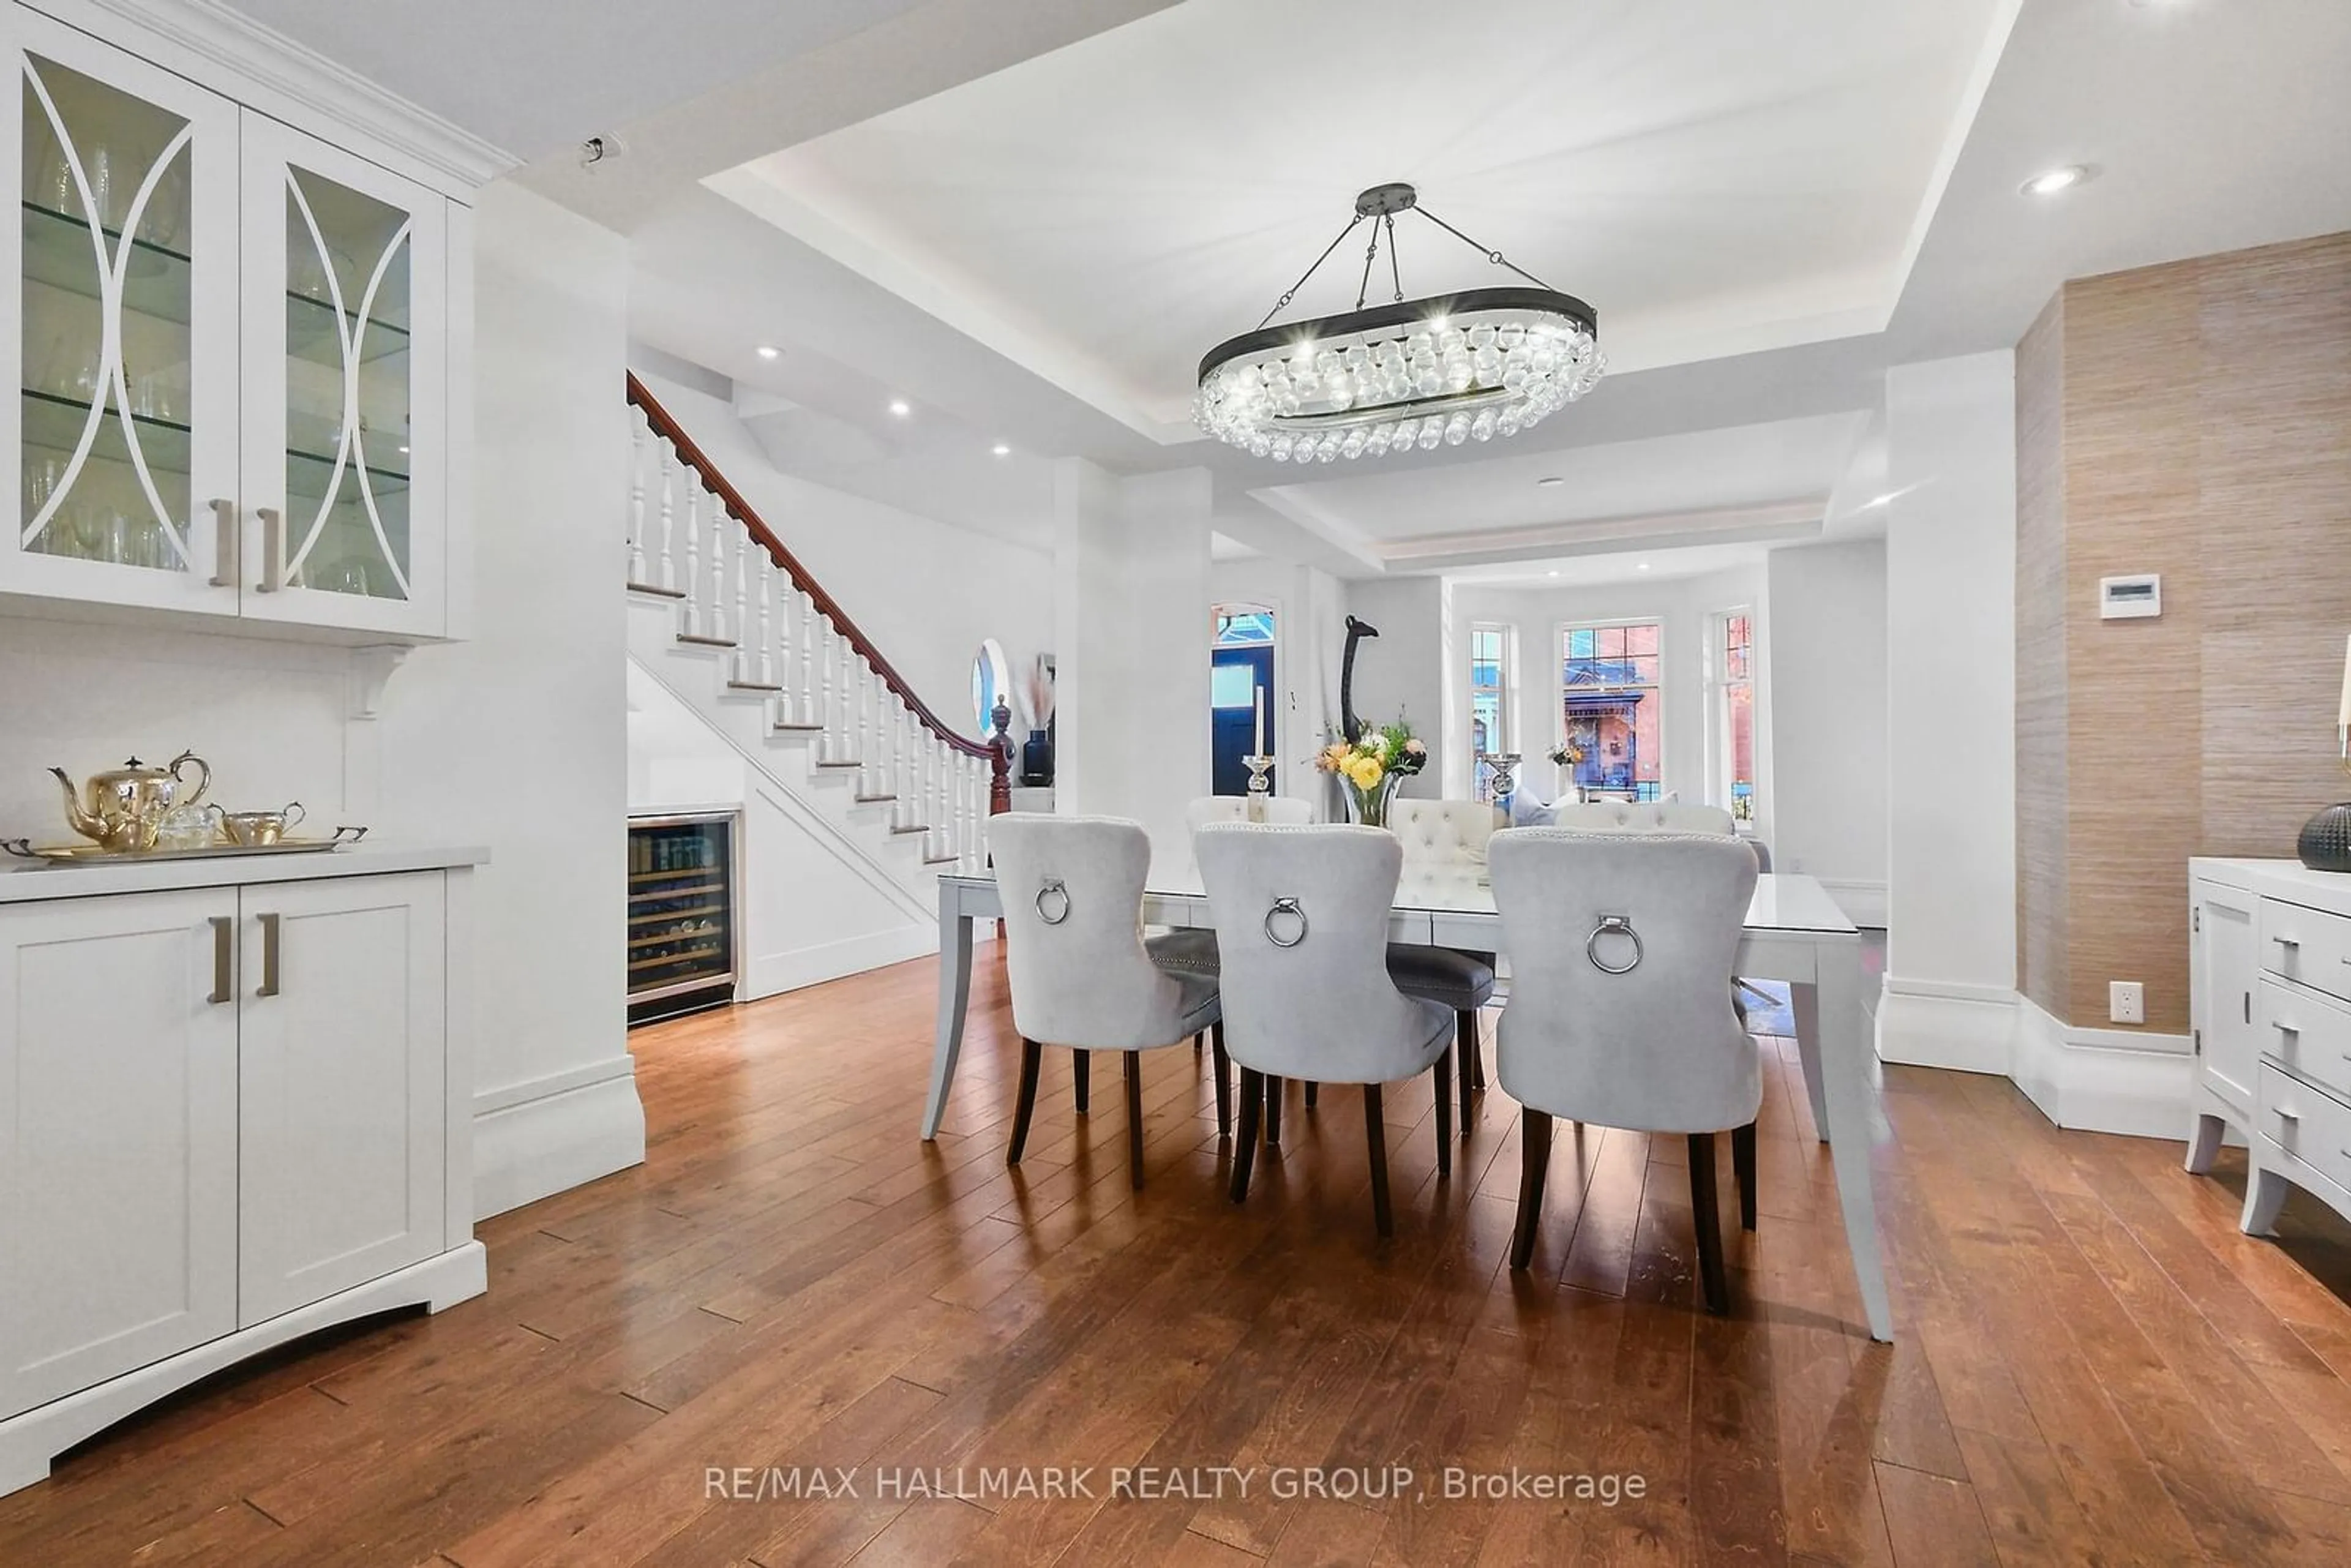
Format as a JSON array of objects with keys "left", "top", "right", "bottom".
[
  {"left": 286, "top": 442, "right": 408, "bottom": 500},
  {"left": 285, "top": 289, "right": 410, "bottom": 368},
  {"left": 20, "top": 200, "right": 192, "bottom": 325},
  {"left": 22, "top": 385, "right": 192, "bottom": 470}
]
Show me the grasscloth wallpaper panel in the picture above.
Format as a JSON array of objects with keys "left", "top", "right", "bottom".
[{"left": 2016, "top": 231, "right": 2351, "bottom": 1033}]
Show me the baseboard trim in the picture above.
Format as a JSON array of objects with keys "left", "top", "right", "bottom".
[
  {"left": 1876, "top": 975, "right": 2017, "bottom": 1074},
  {"left": 471, "top": 1071, "right": 647, "bottom": 1220},
  {"left": 2014, "top": 999, "right": 2195, "bottom": 1140},
  {"left": 745, "top": 923, "right": 939, "bottom": 1000}
]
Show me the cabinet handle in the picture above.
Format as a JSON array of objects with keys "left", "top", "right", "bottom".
[
  {"left": 2276, "top": 935, "right": 2301, "bottom": 949},
  {"left": 206, "top": 498, "right": 239, "bottom": 588},
  {"left": 257, "top": 506, "right": 285, "bottom": 592},
  {"left": 207, "top": 916, "right": 233, "bottom": 1005},
  {"left": 2244, "top": 992, "right": 2252, "bottom": 1025},
  {"left": 257, "top": 912, "right": 282, "bottom": 997}
]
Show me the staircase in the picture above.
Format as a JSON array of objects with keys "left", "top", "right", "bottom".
[{"left": 623, "top": 373, "right": 1010, "bottom": 945}]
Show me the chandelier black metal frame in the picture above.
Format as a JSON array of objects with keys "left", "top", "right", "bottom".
[{"left": 1194, "top": 182, "right": 1603, "bottom": 462}]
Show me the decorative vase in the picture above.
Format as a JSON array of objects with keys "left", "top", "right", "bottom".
[
  {"left": 2301, "top": 802, "right": 2351, "bottom": 872},
  {"left": 1020, "top": 729, "right": 1054, "bottom": 787},
  {"left": 1346, "top": 771, "right": 1406, "bottom": 828}
]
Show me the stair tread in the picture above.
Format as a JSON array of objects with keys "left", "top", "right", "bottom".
[
  {"left": 923, "top": 855, "right": 959, "bottom": 865},
  {"left": 773, "top": 722, "right": 823, "bottom": 732},
  {"left": 726, "top": 680, "right": 784, "bottom": 692},
  {"left": 816, "top": 760, "right": 861, "bottom": 769},
  {"left": 628, "top": 581, "right": 686, "bottom": 599},
  {"left": 890, "top": 825, "right": 930, "bottom": 835},
  {"left": 676, "top": 632, "right": 737, "bottom": 648},
  {"left": 854, "top": 794, "right": 898, "bottom": 803}
]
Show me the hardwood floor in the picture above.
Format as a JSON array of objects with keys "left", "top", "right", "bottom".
[{"left": 9, "top": 952, "right": 2351, "bottom": 1566}]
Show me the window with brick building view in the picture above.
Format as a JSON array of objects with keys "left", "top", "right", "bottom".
[
  {"left": 1561, "top": 621, "right": 1662, "bottom": 801},
  {"left": 1716, "top": 610, "right": 1757, "bottom": 822}
]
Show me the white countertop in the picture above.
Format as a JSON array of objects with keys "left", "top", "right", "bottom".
[
  {"left": 0, "top": 841, "right": 489, "bottom": 903},
  {"left": 2193, "top": 856, "right": 2351, "bottom": 915}
]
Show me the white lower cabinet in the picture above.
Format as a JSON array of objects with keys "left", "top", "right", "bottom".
[
  {"left": 0, "top": 853, "right": 482, "bottom": 1495},
  {"left": 237, "top": 871, "right": 445, "bottom": 1325},
  {"left": 0, "top": 887, "right": 239, "bottom": 1422}
]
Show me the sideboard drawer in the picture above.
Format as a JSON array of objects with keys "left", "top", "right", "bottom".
[
  {"left": 2257, "top": 1060, "right": 2351, "bottom": 1197},
  {"left": 2262, "top": 898, "right": 2351, "bottom": 1003},
  {"left": 2261, "top": 977, "right": 2351, "bottom": 1100}
]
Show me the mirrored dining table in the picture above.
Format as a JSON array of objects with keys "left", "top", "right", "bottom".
[{"left": 926, "top": 865, "right": 1891, "bottom": 1341}]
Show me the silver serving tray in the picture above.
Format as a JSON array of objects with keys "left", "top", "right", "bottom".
[{"left": 2, "top": 825, "right": 369, "bottom": 865}]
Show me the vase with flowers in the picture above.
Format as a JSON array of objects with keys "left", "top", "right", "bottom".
[
  {"left": 1316, "top": 716, "right": 1427, "bottom": 828},
  {"left": 1548, "top": 735, "right": 1587, "bottom": 805}
]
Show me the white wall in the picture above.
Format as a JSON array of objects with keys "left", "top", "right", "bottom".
[
  {"left": 1766, "top": 539, "right": 1889, "bottom": 925},
  {"left": 1879, "top": 350, "right": 2017, "bottom": 1071},
  {"left": 377, "top": 183, "right": 643, "bottom": 1217},
  {"left": 1052, "top": 460, "right": 1211, "bottom": 869},
  {"left": 1450, "top": 563, "right": 1770, "bottom": 829},
  {"left": 631, "top": 369, "right": 1053, "bottom": 742},
  {"left": 1344, "top": 576, "right": 1448, "bottom": 799}
]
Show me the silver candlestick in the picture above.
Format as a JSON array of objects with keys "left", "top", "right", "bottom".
[{"left": 1243, "top": 755, "right": 1276, "bottom": 821}]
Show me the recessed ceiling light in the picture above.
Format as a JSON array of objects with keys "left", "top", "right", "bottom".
[
  {"left": 991, "top": 443, "right": 1011, "bottom": 457},
  {"left": 1636, "top": 562, "right": 1651, "bottom": 572},
  {"left": 755, "top": 345, "right": 779, "bottom": 360},
  {"left": 1537, "top": 476, "right": 1565, "bottom": 487},
  {"left": 1547, "top": 569, "right": 1561, "bottom": 577},
  {"left": 888, "top": 399, "right": 912, "bottom": 417},
  {"left": 2022, "top": 165, "right": 2093, "bottom": 197}
]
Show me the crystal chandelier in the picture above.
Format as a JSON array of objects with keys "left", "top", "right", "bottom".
[{"left": 1195, "top": 182, "right": 1603, "bottom": 463}]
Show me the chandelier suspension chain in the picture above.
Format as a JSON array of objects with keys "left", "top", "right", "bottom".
[
  {"left": 1384, "top": 214, "right": 1403, "bottom": 303},
  {"left": 1254, "top": 212, "right": 1364, "bottom": 331},
  {"left": 1411, "top": 204, "right": 1558, "bottom": 292},
  {"left": 1352, "top": 219, "right": 1382, "bottom": 312}
]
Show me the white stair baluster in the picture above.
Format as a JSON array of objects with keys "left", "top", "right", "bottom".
[
  {"left": 797, "top": 591, "right": 817, "bottom": 726},
  {"left": 655, "top": 440, "right": 678, "bottom": 592},
  {"left": 745, "top": 551, "right": 775, "bottom": 686},
  {"left": 729, "top": 533, "right": 753, "bottom": 677},
  {"left": 626, "top": 407, "right": 648, "bottom": 586},
  {"left": 680, "top": 481, "right": 702, "bottom": 634},
  {"left": 764, "top": 561, "right": 784, "bottom": 691},
  {"left": 887, "top": 698, "right": 904, "bottom": 823},
  {"left": 857, "top": 659, "right": 875, "bottom": 795},
  {"left": 902, "top": 708, "right": 918, "bottom": 831},
  {"left": 708, "top": 495, "right": 730, "bottom": 643},
  {"left": 816, "top": 621, "right": 834, "bottom": 759}
]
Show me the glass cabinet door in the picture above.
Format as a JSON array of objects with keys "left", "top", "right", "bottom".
[
  {"left": 1, "top": 10, "right": 238, "bottom": 610},
  {"left": 239, "top": 114, "right": 444, "bottom": 637}
]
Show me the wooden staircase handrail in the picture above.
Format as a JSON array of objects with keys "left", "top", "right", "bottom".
[{"left": 628, "top": 373, "right": 1013, "bottom": 803}]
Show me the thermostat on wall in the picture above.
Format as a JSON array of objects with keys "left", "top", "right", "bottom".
[{"left": 2099, "top": 574, "right": 2161, "bottom": 619}]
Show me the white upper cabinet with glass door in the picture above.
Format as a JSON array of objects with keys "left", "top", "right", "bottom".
[
  {"left": 0, "top": 1, "right": 472, "bottom": 643},
  {"left": 0, "top": 7, "right": 238, "bottom": 613},
  {"left": 237, "top": 117, "right": 444, "bottom": 638}
]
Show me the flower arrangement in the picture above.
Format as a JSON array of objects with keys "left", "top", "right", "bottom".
[
  {"left": 1548, "top": 736, "right": 1585, "bottom": 769},
  {"left": 1316, "top": 716, "right": 1426, "bottom": 827}
]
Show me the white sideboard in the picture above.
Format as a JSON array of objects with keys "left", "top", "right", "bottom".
[
  {"left": 2186, "top": 858, "right": 2351, "bottom": 1237},
  {"left": 0, "top": 844, "right": 485, "bottom": 1495}
]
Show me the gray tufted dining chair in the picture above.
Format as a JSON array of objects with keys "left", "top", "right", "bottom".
[
  {"left": 988, "top": 815, "right": 1224, "bottom": 1188},
  {"left": 1547, "top": 800, "right": 1736, "bottom": 835},
  {"left": 1487, "top": 827, "right": 1760, "bottom": 1314},
  {"left": 1193, "top": 822, "right": 1455, "bottom": 1236}
]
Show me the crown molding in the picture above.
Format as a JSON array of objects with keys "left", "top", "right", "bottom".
[
  {"left": 1376, "top": 498, "right": 1827, "bottom": 571},
  {"left": 28, "top": 0, "right": 517, "bottom": 195}
]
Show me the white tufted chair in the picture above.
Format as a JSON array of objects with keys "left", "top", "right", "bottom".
[
  {"left": 1194, "top": 822, "right": 1457, "bottom": 1235},
  {"left": 1488, "top": 828, "right": 1760, "bottom": 1313},
  {"left": 1547, "top": 800, "right": 1736, "bottom": 835},
  {"left": 988, "top": 815, "right": 1226, "bottom": 1188},
  {"left": 1185, "top": 795, "right": 1315, "bottom": 831},
  {"left": 1389, "top": 798, "right": 1504, "bottom": 1106}
]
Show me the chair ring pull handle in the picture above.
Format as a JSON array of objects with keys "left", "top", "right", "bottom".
[
  {"left": 1264, "top": 896, "right": 1308, "bottom": 949},
  {"left": 1035, "top": 879, "right": 1071, "bottom": 925},
  {"left": 1586, "top": 912, "right": 1642, "bottom": 975}
]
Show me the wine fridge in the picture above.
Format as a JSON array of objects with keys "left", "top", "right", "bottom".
[{"left": 626, "top": 811, "right": 738, "bottom": 1026}]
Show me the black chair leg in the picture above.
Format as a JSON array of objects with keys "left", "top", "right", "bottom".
[
  {"left": 1073, "top": 1049, "right": 1089, "bottom": 1115},
  {"left": 1193, "top": 1031, "right": 1203, "bottom": 1052},
  {"left": 1457, "top": 1011, "right": 1476, "bottom": 1109},
  {"left": 1231, "top": 1068, "right": 1263, "bottom": 1202},
  {"left": 1732, "top": 1120, "right": 1758, "bottom": 1231},
  {"left": 1689, "top": 1132, "right": 1730, "bottom": 1315},
  {"left": 1008, "top": 1038, "right": 1043, "bottom": 1166},
  {"left": 1265, "top": 1076, "right": 1283, "bottom": 1147},
  {"left": 1364, "top": 1084, "right": 1393, "bottom": 1237},
  {"left": 1510, "top": 1110, "right": 1551, "bottom": 1269},
  {"left": 1469, "top": 1011, "right": 1487, "bottom": 1088},
  {"left": 1305, "top": 1081, "right": 1318, "bottom": 1109},
  {"left": 1211, "top": 1021, "right": 1231, "bottom": 1139},
  {"left": 1433, "top": 1048, "right": 1453, "bottom": 1178},
  {"left": 1124, "top": 1050, "right": 1146, "bottom": 1190}
]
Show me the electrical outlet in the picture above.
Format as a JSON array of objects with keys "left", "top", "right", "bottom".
[{"left": 2109, "top": 981, "right": 2145, "bottom": 1025}]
